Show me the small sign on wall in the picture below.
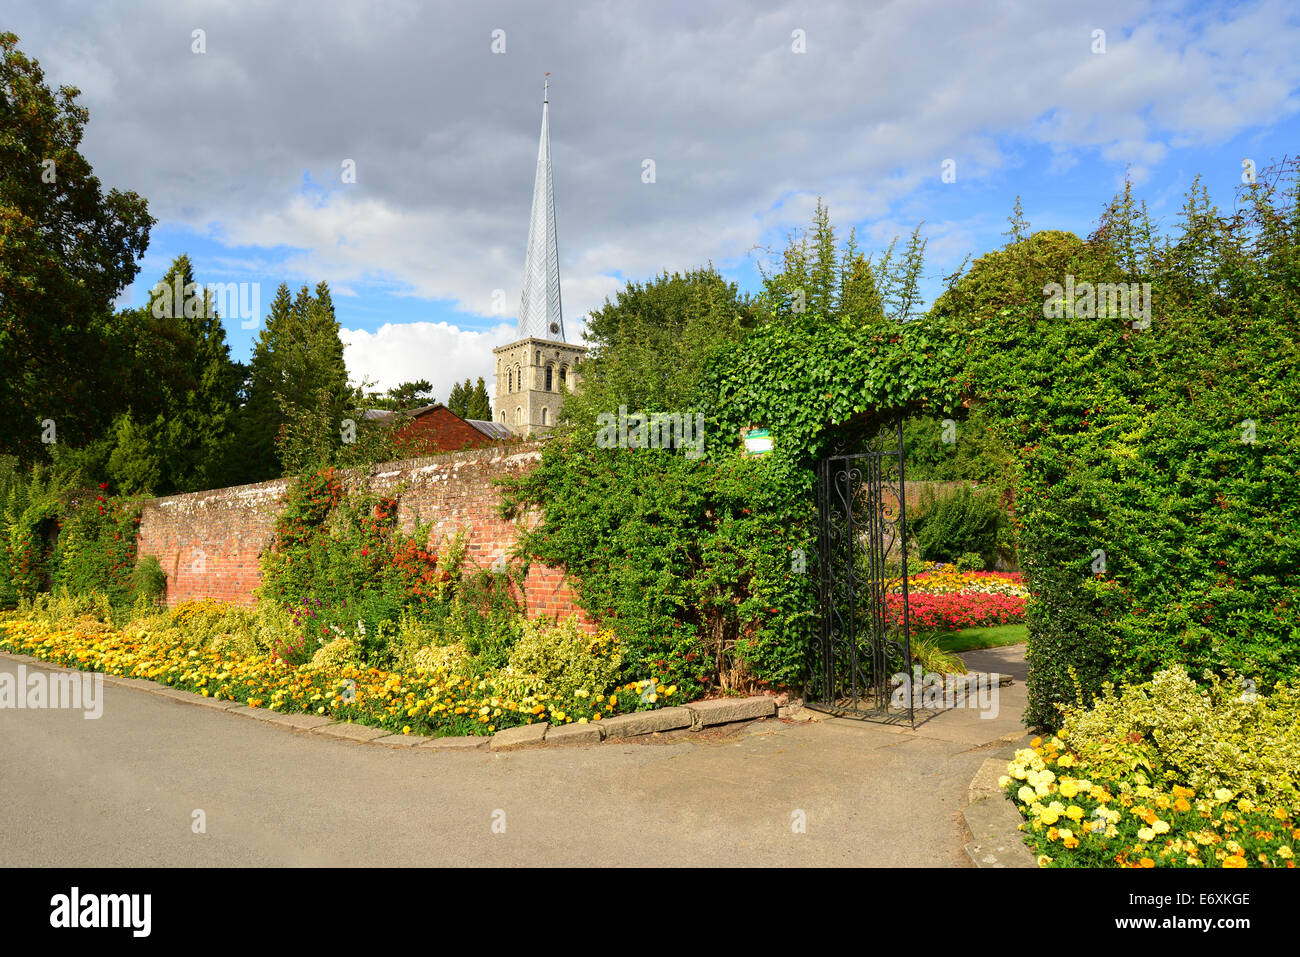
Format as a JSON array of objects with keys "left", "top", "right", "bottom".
[{"left": 743, "top": 428, "right": 773, "bottom": 456}]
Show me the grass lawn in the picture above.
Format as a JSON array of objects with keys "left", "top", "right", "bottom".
[{"left": 935, "top": 623, "right": 1027, "bottom": 654}]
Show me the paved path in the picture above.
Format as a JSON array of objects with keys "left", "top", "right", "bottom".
[{"left": 0, "top": 648, "right": 1029, "bottom": 866}]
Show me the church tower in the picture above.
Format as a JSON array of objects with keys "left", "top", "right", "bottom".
[{"left": 493, "top": 76, "right": 586, "bottom": 436}]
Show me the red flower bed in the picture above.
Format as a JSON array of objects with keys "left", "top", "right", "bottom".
[{"left": 886, "top": 591, "right": 1026, "bottom": 630}]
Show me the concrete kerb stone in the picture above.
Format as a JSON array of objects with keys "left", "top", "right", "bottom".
[
  {"left": 598, "top": 707, "right": 692, "bottom": 739},
  {"left": 100, "top": 675, "right": 163, "bottom": 693},
  {"left": 491, "top": 722, "right": 549, "bottom": 751},
  {"left": 184, "top": 695, "right": 249, "bottom": 712},
  {"left": 419, "top": 735, "right": 490, "bottom": 752},
  {"left": 684, "top": 696, "right": 775, "bottom": 730},
  {"left": 311, "top": 721, "right": 388, "bottom": 742},
  {"left": 373, "top": 733, "right": 431, "bottom": 748},
  {"left": 229, "top": 706, "right": 280, "bottom": 723},
  {"left": 963, "top": 756, "right": 1036, "bottom": 868},
  {"left": 544, "top": 721, "right": 604, "bottom": 746}
]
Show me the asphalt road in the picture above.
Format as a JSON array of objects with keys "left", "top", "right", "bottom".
[{"left": 0, "top": 649, "right": 1029, "bottom": 866}]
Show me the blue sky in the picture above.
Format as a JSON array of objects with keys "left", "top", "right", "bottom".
[{"left": 9, "top": 0, "right": 1300, "bottom": 400}]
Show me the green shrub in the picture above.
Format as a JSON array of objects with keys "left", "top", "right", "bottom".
[
  {"left": 412, "top": 641, "right": 473, "bottom": 676},
  {"left": 496, "top": 617, "right": 623, "bottom": 701},
  {"left": 956, "top": 552, "right": 986, "bottom": 573},
  {"left": 308, "top": 636, "right": 362, "bottom": 671},
  {"left": 258, "top": 469, "right": 467, "bottom": 666},
  {"left": 910, "top": 634, "right": 968, "bottom": 675},
  {"left": 910, "top": 485, "right": 1003, "bottom": 565},
  {"left": 939, "top": 170, "right": 1300, "bottom": 725},
  {"left": 124, "top": 598, "right": 291, "bottom": 658},
  {"left": 1058, "top": 666, "right": 1300, "bottom": 806},
  {"left": 129, "top": 554, "right": 167, "bottom": 606},
  {"left": 20, "top": 589, "right": 115, "bottom": 631}
]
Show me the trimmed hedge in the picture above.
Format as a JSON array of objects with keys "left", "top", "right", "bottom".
[{"left": 938, "top": 173, "right": 1300, "bottom": 726}]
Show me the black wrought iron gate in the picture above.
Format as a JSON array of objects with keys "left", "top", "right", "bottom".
[{"left": 808, "top": 421, "right": 913, "bottom": 724}]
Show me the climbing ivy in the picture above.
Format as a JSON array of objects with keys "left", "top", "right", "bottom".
[{"left": 501, "top": 310, "right": 959, "bottom": 694}]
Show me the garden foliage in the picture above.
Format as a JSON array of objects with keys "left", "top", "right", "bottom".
[
  {"left": 909, "top": 484, "right": 1003, "bottom": 567},
  {"left": 938, "top": 168, "right": 1300, "bottom": 726},
  {"left": 0, "top": 465, "right": 158, "bottom": 611},
  {"left": 501, "top": 226, "right": 961, "bottom": 694},
  {"left": 1003, "top": 666, "right": 1300, "bottom": 868}
]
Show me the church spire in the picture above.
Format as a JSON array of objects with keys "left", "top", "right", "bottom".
[{"left": 518, "top": 74, "right": 564, "bottom": 342}]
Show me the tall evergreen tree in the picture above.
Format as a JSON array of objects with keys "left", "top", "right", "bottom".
[
  {"left": 104, "top": 255, "right": 240, "bottom": 494},
  {"left": 231, "top": 280, "right": 351, "bottom": 483},
  {"left": 465, "top": 377, "right": 492, "bottom": 420},
  {"left": 447, "top": 379, "right": 471, "bottom": 418}
]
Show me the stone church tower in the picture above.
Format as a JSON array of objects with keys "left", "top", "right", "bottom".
[{"left": 493, "top": 77, "right": 586, "bottom": 436}]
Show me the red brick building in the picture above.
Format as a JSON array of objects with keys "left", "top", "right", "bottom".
[{"left": 365, "top": 404, "right": 511, "bottom": 456}]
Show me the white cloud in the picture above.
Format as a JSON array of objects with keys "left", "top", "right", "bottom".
[
  {"left": 340, "top": 321, "right": 517, "bottom": 399},
  {"left": 8, "top": 0, "right": 1300, "bottom": 332},
  {"left": 342, "top": 315, "right": 590, "bottom": 404}
]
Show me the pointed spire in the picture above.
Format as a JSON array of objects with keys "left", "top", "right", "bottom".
[{"left": 518, "top": 74, "right": 564, "bottom": 342}]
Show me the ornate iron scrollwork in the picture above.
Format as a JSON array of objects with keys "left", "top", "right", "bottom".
[{"left": 809, "top": 419, "right": 913, "bottom": 724}]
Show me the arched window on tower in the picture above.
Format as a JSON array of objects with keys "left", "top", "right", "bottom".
[
  {"left": 515, "top": 406, "right": 522, "bottom": 425},
  {"left": 559, "top": 365, "right": 567, "bottom": 390},
  {"left": 516, "top": 364, "right": 523, "bottom": 391},
  {"left": 545, "top": 365, "right": 554, "bottom": 391},
  {"left": 507, "top": 370, "right": 513, "bottom": 393},
  {"left": 541, "top": 407, "right": 548, "bottom": 425}
]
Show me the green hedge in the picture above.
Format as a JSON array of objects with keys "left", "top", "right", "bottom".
[{"left": 940, "top": 174, "right": 1300, "bottom": 726}]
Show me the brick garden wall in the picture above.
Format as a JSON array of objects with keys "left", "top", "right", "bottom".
[{"left": 135, "top": 445, "right": 594, "bottom": 628}]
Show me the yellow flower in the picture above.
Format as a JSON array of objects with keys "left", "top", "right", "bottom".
[
  {"left": 1222, "top": 855, "right": 1247, "bottom": 868},
  {"left": 1017, "top": 786, "right": 1036, "bottom": 804},
  {"left": 1138, "top": 827, "right": 1156, "bottom": 842},
  {"left": 1065, "top": 805, "right": 1084, "bottom": 822},
  {"left": 1277, "top": 847, "right": 1293, "bottom": 859},
  {"left": 1152, "top": 819, "right": 1170, "bottom": 835},
  {"left": 402, "top": 726, "right": 411, "bottom": 734}
]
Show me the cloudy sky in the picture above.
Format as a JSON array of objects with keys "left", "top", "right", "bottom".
[{"left": 8, "top": 0, "right": 1300, "bottom": 402}]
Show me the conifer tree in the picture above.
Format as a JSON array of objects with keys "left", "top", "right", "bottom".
[
  {"left": 466, "top": 377, "right": 492, "bottom": 420},
  {"left": 105, "top": 255, "right": 240, "bottom": 494}
]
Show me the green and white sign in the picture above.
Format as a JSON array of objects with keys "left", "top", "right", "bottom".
[{"left": 744, "top": 428, "right": 773, "bottom": 455}]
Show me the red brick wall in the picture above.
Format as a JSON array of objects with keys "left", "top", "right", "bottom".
[
  {"left": 394, "top": 406, "right": 494, "bottom": 455},
  {"left": 135, "top": 445, "right": 593, "bottom": 629}
]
